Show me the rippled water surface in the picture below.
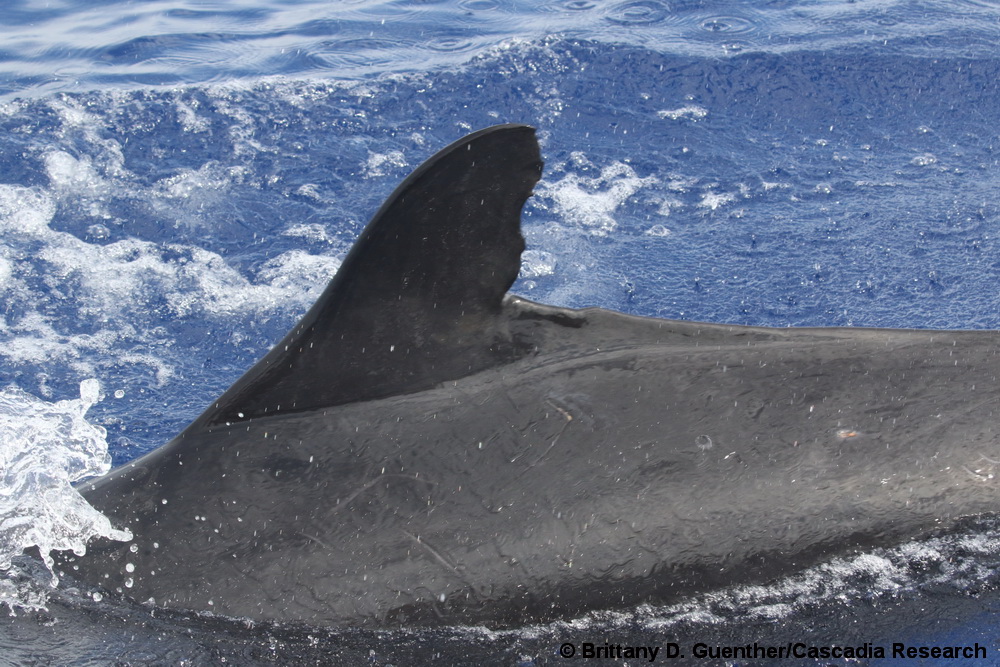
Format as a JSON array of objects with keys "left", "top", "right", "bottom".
[
  {"left": 4, "top": 0, "right": 1000, "bottom": 99},
  {"left": 2, "top": 0, "right": 1000, "bottom": 664}
]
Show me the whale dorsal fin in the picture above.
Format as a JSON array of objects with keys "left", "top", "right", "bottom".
[{"left": 193, "top": 124, "right": 543, "bottom": 429}]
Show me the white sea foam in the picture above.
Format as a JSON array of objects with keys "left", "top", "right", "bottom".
[
  {"left": 0, "top": 182, "right": 340, "bottom": 380},
  {"left": 656, "top": 105, "right": 708, "bottom": 121},
  {"left": 255, "top": 249, "right": 342, "bottom": 294},
  {"left": 655, "top": 197, "right": 683, "bottom": 217},
  {"left": 292, "top": 183, "right": 334, "bottom": 203},
  {"left": 153, "top": 161, "right": 250, "bottom": 201},
  {"left": 363, "top": 150, "right": 408, "bottom": 177},
  {"left": 174, "top": 98, "right": 211, "bottom": 134},
  {"left": 283, "top": 221, "right": 337, "bottom": 243},
  {"left": 537, "top": 155, "right": 657, "bottom": 234},
  {"left": 0, "top": 255, "right": 12, "bottom": 286},
  {"left": 0, "top": 380, "right": 131, "bottom": 612},
  {"left": 698, "top": 190, "right": 737, "bottom": 210},
  {"left": 520, "top": 249, "right": 556, "bottom": 278},
  {"left": 49, "top": 98, "right": 129, "bottom": 180},
  {"left": 44, "top": 151, "right": 109, "bottom": 197}
]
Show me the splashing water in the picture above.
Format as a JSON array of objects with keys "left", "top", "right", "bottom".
[{"left": 0, "top": 379, "right": 131, "bottom": 612}]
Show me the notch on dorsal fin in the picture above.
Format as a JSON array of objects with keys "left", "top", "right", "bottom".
[{"left": 193, "top": 124, "right": 543, "bottom": 429}]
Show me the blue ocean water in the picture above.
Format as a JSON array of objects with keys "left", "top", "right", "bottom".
[{"left": 1, "top": 0, "right": 1000, "bottom": 664}]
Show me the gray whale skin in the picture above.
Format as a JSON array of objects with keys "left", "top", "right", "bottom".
[{"left": 57, "top": 125, "right": 1000, "bottom": 629}]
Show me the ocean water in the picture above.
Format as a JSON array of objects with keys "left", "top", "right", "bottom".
[{"left": 1, "top": 0, "right": 1000, "bottom": 664}]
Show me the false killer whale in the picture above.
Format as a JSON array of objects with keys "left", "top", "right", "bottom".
[{"left": 56, "top": 124, "right": 1000, "bottom": 628}]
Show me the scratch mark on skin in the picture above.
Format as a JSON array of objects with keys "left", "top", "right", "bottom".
[
  {"left": 299, "top": 532, "right": 330, "bottom": 549},
  {"left": 961, "top": 464, "right": 996, "bottom": 482},
  {"left": 530, "top": 400, "right": 575, "bottom": 467},
  {"left": 401, "top": 529, "right": 464, "bottom": 578},
  {"left": 330, "top": 467, "right": 436, "bottom": 516},
  {"left": 548, "top": 401, "right": 574, "bottom": 423},
  {"left": 509, "top": 400, "right": 575, "bottom": 465}
]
